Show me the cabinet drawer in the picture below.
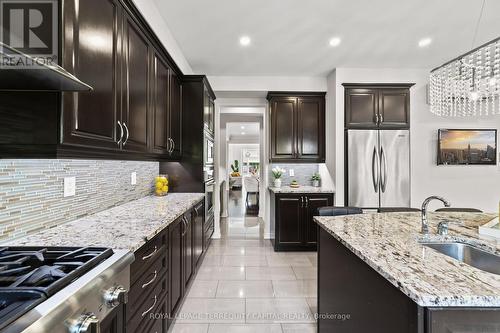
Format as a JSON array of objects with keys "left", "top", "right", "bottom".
[
  {"left": 127, "top": 274, "right": 168, "bottom": 333},
  {"left": 131, "top": 230, "right": 167, "bottom": 285},
  {"left": 129, "top": 250, "right": 167, "bottom": 317}
]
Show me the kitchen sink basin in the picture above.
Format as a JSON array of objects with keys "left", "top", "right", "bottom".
[{"left": 422, "top": 242, "right": 500, "bottom": 275}]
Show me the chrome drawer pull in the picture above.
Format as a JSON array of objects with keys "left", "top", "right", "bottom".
[
  {"left": 142, "top": 270, "right": 157, "bottom": 289},
  {"left": 141, "top": 295, "right": 157, "bottom": 317},
  {"left": 142, "top": 246, "right": 157, "bottom": 261}
]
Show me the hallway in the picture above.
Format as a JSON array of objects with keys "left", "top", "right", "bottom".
[{"left": 171, "top": 216, "right": 318, "bottom": 333}]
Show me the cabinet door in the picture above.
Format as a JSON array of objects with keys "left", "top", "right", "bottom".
[
  {"left": 151, "top": 52, "right": 170, "bottom": 155},
  {"left": 62, "top": 0, "right": 121, "bottom": 150},
  {"left": 345, "top": 88, "right": 378, "bottom": 128},
  {"left": 169, "top": 217, "right": 183, "bottom": 317},
  {"left": 183, "top": 214, "right": 193, "bottom": 288},
  {"left": 427, "top": 308, "right": 500, "bottom": 333},
  {"left": 297, "top": 97, "right": 325, "bottom": 162},
  {"left": 100, "top": 304, "right": 125, "bottom": 333},
  {"left": 270, "top": 98, "right": 297, "bottom": 161},
  {"left": 193, "top": 202, "right": 204, "bottom": 266},
  {"left": 378, "top": 89, "right": 410, "bottom": 128},
  {"left": 169, "top": 71, "right": 182, "bottom": 158},
  {"left": 304, "top": 195, "right": 333, "bottom": 246},
  {"left": 122, "top": 14, "right": 150, "bottom": 152},
  {"left": 276, "top": 195, "right": 303, "bottom": 247}
]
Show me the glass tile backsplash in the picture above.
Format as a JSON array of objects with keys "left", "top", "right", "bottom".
[
  {"left": 0, "top": 159, "right": 158, "bottom": 241},
  {"left": 269, "top": 164, "right": 319, "bottom": 186}
]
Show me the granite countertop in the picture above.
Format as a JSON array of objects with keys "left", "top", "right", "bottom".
[
  {"left": 268, "top": 186, "right": 335, "bottom": 194},
  {"left": 315, "top": 212, "right": 500, "bottom": 307},
  {"left": 4, "top": 193, "right": 204, "bottom": 252}
]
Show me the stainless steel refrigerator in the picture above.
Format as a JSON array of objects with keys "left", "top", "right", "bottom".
[{"left": 347, "top": 130, "right": 410, "bottom": 208}]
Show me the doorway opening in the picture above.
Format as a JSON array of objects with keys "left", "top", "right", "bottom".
[{"left": 227, "top": 122, "right": 261, "bottom": 217}]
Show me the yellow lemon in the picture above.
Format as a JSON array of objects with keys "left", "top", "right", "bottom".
[
  {"left": 155, "top": 189, "right": 163, "bottom": 196},
  {"left": 155, "top": 182, "right": 163, "bottom": 189},
  {"left": 162, "top": 186, "right": 168, "bottom": 192},
  {"left": 159, "top": 176, "right": 167, "bottom": 183},
  {"left": 155, "top": 176, "right": 162, "bottom": 183},
  {"left": 164, "top": 179, "right": 169, "bottom": 185}
]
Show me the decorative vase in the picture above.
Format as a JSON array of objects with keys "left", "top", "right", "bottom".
[
  {"left": 274, "top": 179, "right": 282, "bottom": 188},
  {"left": 312, "top": 180, "right": 320, "bottom": 187}
]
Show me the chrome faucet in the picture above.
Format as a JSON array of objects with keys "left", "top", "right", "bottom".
[{"left": 421, "top": 196, "right": 451, "bottom": 234}]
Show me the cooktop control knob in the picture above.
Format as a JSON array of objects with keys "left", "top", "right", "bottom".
[
  {"left": 70, "top": 313, "right": 99, "bottom": 333},
  {"left": 104, "top": 285, "right": 128, "bottom": 308}
]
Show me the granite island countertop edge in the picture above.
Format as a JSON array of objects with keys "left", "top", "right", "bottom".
[{"left": 314, "top": 212, "right": 500, "bottom": 307}]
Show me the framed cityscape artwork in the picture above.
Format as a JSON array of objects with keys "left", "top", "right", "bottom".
[{"left": 438, "top": 129, "right": 497, "bottom": 165}]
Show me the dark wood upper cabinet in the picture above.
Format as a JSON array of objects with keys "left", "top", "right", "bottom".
[
  {"left": 169, "top": 71, "right": 182, "bottom": 158},
  {"left": 61, "top": 0, "right": 121, "bottom": 151},
  {"left": 344, "top": 88, "right": 378, "bottom": 128},
  {"left": 268, "top": 92, "right": 325, "bottom": 163},
  {"left": 378, "top": 89, "right": 410, "bottom": 128},
  {"left": 0, "top": 0, "right": 185, "bottom": 161},
  {"left": 151, "top": 52, "right": 170, "bottom": 155},
  {"left": 121, "top": 14, "right": 150, "bottom": 153},
  {"left": 297, "top": 97, "right": 325, "bottom": 161},
  {"left": 203, "top": 87, "right": 215, "bottom": 136},
  {"left": 344, "top": 84, "right": 413, "bottom": 129}
]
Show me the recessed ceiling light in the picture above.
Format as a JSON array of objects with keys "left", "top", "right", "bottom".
[
  {"left": 241, "top": 132, "right": 246, "bottom": 135},
  {"left": 329, "top": 37, "right": 341, "bottom": 47},
  {"left": 241, "top": 125, "right": 245, "bottom": 129},
  {"left": 418, "top": 38, "right": 432, "bottom": 48},
  {"left": 239, "top": 36, "right": 251, "bottom": 46}
]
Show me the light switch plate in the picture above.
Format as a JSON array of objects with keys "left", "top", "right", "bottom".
[
  {"left": 289, "top": 169, "right": 294, "bottom": 177},
  {"left": 63, "top": 177, "right": 76, "bottom": 197},
  {"left": 131, "top": 172, "right": 137, "bottom": 185}
]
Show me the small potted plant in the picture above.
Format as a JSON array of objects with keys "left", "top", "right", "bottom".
[
  {"left": 311, "top": 172, "right": 321, "bottom": 187},
  {"left": 271, "top": 166, "right": 286, "bottom": 188}
]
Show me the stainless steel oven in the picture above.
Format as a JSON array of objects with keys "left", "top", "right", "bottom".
[
  {"left": 205, "top": 180, "right": 215, "bottom": 219},
  {"left": 204, "top": 136, "right": 214, "bottom": 165}
]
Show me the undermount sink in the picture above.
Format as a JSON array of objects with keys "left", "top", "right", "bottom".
[{"left": 422, "top": 242, "right": 500, "bottom": 275}]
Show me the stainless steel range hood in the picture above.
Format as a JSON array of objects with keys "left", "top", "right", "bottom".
[{"left": 0, "top": 42, "right": 93, "bottom": 92}]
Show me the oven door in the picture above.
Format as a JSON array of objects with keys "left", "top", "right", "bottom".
[
  {"left": 204, "top": 137, "right": 214, "bottom": 165},
  {"left": 205, "top": 180, "right": 215, "bottom": 219}
]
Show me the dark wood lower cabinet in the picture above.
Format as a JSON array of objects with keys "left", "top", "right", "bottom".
[
  {"left": 271, "top": 192, "right": 333, "bottom": 251},
  {"left": 168, "top": 216, "right": 183, "bottom": 322},
  {"left": 126, "top": 199, "right": 212, "bottom": 333},
  {"left": 317, "top": 227, "right": 500, "bottom": 333},
  {"left": 101, "top": 304, "right": 125, "bottom": 333}
]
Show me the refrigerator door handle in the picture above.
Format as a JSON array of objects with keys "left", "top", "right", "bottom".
[
  {"left": 371, "top": 146, "right": 379, "bottom": 193},
  {"left": 380, "top": 146, "right": 388, "bottom": 193}
]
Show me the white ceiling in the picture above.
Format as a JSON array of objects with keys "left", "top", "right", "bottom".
[
  {"left": 227, "top": 122, "right": 260, "bottom": 140},
  {"left": 153, "top": 0, "right": 500, "bottom": 76}
]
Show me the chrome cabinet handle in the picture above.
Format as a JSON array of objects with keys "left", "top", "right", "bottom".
[
  {"left": 305, "top": 197, "right": 309, "bottom": 208},
  {"left": 171, "top": 139, "right": 175, "bottom": 153},
  {"left": 372, "top": 146, "right": 379, "bottom": 193},
  {"left": 168, "top": 138, "right": 174, "bottom": 154},
  {"left": 117, "top": 121, "right": 124, "bottom": 145},
  {"left": 379, "top": 113, "right": 384, "bottom": 123},
  {"left": 374, "top": 113, "right": 379, "bottom": 124},
  {"left": 142, "top": 270, "right": 157, "bottom": 289},
  {"left": 380, "top": 146, "right": 387, "bottom": 193},
  {"left": 123, "top": 122, "right": 129, "bottom": 146},
  {"left": 141, "top": 295, "right": 157, "bottom": 317},
  {"left": 142, "top": 246, "right": 157, "bottom": 261}
]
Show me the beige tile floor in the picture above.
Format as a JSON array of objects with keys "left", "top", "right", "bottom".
[{"left": 170, "top": 217, "right": 318, "bottom": 333}]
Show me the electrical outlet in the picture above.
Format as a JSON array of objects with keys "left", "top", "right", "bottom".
[
  {"left": 131, "top": 172, "right": 137, "bottom": 185},
  {"left": 63, "top": 177, "right": 76, "bottom": 197},
  {"left": 289, "top": 169, "right": 294, "bottom": 177}
]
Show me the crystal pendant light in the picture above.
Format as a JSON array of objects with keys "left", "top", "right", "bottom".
[{"left": 429, "top": 0, "right": 499, "bottom": 117}]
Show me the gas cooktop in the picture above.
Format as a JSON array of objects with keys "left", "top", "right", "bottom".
[{"left": 0, "top": 246, "right": 113, "bottom": 331}]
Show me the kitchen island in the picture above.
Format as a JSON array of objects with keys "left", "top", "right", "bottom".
[{"left": 314, "top": 212, "right": 500, "bottom": 333}]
